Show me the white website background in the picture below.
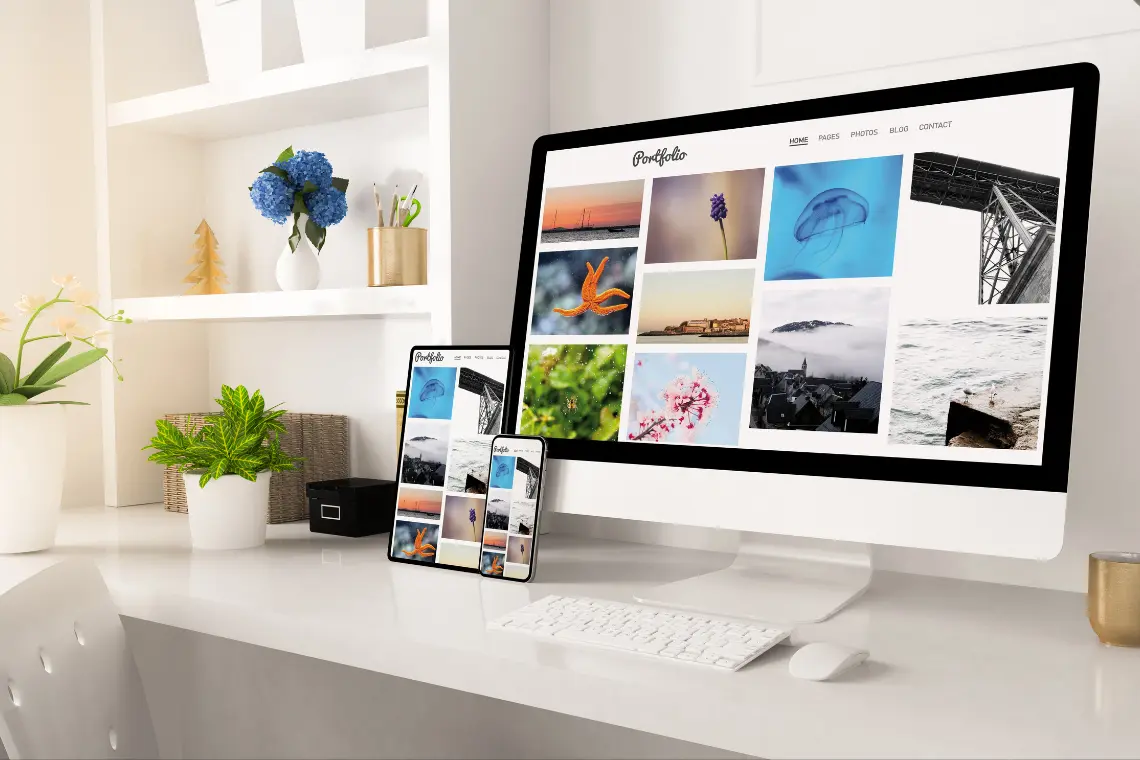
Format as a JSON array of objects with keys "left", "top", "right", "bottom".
[{"left": 516, "top": 89, "right": 1073, "bottom": 466}]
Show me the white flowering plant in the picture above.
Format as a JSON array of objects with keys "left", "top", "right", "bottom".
[{"left": 0, "top": 275, "right": 130, "bottom": 406}]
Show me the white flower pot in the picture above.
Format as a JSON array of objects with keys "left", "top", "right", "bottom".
[
  {"left": 276, "top": 216, "right": 322, "bottom": 291},
  {"left": 293, "top": 0, "right": 365, "bottom": 63},
  {"left": 0, "top": 405, "right": 66, "bottom": 554},
  {"left": 184, "top": 471, "right": 271, "bottom": 550},
  {"left": 195, "top": 0, "right": 262, "bottom": 82}
]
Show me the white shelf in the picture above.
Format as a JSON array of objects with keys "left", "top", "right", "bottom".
[
  {"left": 107, "top": 38, "right": 431, "bottom": 140},
  {"left": 116, "top": 286, "right": 434, "bottom": 323}
]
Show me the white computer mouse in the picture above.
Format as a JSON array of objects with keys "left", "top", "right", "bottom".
[{"left": 788, "top": 642, "right": 869, "bottom": 681}]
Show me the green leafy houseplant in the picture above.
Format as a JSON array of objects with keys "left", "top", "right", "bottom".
[
  {"left": 144, "top": 385, "right": 302, "bottom": 488},
  {"left": 0, "top": 275, "right": 129, "bottom": 406}
]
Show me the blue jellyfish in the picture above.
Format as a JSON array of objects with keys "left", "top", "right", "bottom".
[
  {"left": 494, "top": 460, "right": 511, "bottom": 480},
  {"left": 792, "top": 188, "right": 869, "bottom": 270},
  {"left": 418, "top": 378, "right": 445, "bottom": 403}
]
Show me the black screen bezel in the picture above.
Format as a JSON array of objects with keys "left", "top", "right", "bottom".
[
  {"left": 505, "top": 63, "right": 1099, "bottom": 494},
  {"left": 387, "top": 344, "right": 513, "bottom": 573}
]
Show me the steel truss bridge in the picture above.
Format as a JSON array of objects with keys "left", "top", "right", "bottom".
[
  {"left": 514, "top": 457, "right": 540, "bottom": 499},
  {"left": 910, "top": 152, "right": 1060, "bottom": 305},
  {"left": 458, "top": 368, "right": 505, "bottom": 435}
]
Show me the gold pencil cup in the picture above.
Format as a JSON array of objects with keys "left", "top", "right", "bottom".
[
  {"left": 1088, "top": 552, "right": 1140, "bottom": 647},
  {"left": 368, "top": 227, "right": 427, "bottom": 286}
]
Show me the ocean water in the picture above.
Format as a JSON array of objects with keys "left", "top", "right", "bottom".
[
  {"left": 540, "top": 227, "right": 640, "bottom": 243},
  {"left": 890, "top": 317, "right": 1047, "bottom": 445}
]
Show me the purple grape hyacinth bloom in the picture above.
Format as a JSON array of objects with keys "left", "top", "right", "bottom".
[
  {"left": 709, "top": 193, "right": 727, "bottom": 222},
  {"left": 469, "top": 507, "right": 478, "bottom": 539},
  {"left": 710, "top": 193, "right": 729, "bottom": 259}
]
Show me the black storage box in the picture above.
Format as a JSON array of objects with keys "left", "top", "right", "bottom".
[{"left": 307, "top": 478, "right": 396, "bottom": 538}]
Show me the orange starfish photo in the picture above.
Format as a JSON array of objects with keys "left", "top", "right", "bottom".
[
  {"left": 488, "top": 554, "right": 503, "bottom": 575},
  {"left": 553, "top": 256, "right": 631, "bottom": 317},
  {"left": 401, "top": 526, "right": 436, "bottom": 559}
]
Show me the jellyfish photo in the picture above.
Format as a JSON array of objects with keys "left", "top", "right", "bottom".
[
  {"left": 419, "top": 377, "right": 445, "bottom": 403},
  {"left": 792, "top": 187, "right": 870, "bottom": 268},
  {"left": 407, "top": 366, "right": 457, "bottom": 419},
  {"left": 763, "top": 155, "right": 903, "bottom": 281}
]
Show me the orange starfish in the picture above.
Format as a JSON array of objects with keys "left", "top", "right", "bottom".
[
  {"left": 489, "top": 555, "right": 503, "bottom": 575},
  {"left": 553, "top": 256, "right": 630, "bottom": 317},
  {"left": 402, "top": 527, "right": 435, "bottom": 559}
]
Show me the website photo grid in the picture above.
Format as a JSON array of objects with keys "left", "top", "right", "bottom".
[
  {"left": 391, "top": 350, "right": 511, "bottom": 569},
  {"left": 515, "top": 89, "right": 1073, "bottom": 466}
]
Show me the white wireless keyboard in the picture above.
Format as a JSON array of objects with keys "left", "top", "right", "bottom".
[{"left": 488, "top": 594, "right": 789, "bottom": 671}]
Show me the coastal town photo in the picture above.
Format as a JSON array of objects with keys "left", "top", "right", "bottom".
[{"left": 749, "top": 286, "right": 890, "bottom": 433}]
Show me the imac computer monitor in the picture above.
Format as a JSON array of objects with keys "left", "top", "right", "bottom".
[{"left": 505, "top": 64, "right": 1098, "bottom": 622}]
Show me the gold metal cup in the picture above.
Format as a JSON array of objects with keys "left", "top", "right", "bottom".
[
  {"left": 367, "top": 227, "right": 427, "bottom": 286},
  {"left": 1088, "top": 552, "right": 1140, "bottom": 647}
]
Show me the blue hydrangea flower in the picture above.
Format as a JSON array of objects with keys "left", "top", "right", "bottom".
[
  {"left": 250, "top": 173, "right": 294, "bottom": 224},
  {"left": 710, "top": 193, "right": 727, "bottom": 222},
  {"left": 305, "top": 187, "right": 348, "bottom": 228},
  {"left": 283, "top": 151, "right": 333, "bottom": 190}
]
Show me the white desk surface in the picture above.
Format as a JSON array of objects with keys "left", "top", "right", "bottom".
[{"left": 1, "top": 506, "right": 1137, "bottom": 760}]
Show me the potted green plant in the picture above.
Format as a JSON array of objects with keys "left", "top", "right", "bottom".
[
  {"left": 0, "top": 275, "right": 129, "bottom": 554},
  {"left": 144, "top": 385, "right": 301, "bottom": 550}
]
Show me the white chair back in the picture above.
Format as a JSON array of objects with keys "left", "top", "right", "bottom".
[{"left": 0, "top": 560, "right": 158, "bottom": 759}]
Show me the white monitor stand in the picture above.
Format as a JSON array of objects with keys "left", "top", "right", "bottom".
[{"left": 631, "top": 532, "right": 871, "bottom": 624}]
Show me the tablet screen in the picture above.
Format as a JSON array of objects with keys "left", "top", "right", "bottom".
[{"left": 389, "top": 346, "right": 511, "bottom": 570}]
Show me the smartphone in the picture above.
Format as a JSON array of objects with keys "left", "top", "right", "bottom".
[{"left": 479, "top": 434, "right": 547, "bottom": 582}]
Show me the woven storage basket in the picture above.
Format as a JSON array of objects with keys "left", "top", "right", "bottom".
[{"left": 162, "top": 412, "right": 349, "bottom": 523}]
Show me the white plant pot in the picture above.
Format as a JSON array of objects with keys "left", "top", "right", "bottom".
[
  {"left": 184, "top": 471, "right": 270, "bottom": 550},
  {"left": 0, "top": 405, "right": 66, "bottom": 554},
  {"left": 275, "top": 233, "right": 322, "bottom": 291},
  {"left": 195, "top": 0, "right": 262, "bottom": 83},
  {"left": 293, "top": 0, "right": 365, "bottom": 63}
]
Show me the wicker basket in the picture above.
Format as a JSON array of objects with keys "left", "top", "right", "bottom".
[{"left": 162, "top": 412, "right": 349, "bottom": 523}]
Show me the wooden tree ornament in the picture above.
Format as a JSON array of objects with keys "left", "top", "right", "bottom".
[{"left": 184, "top": 219, "right": 229, "bottom": 295}]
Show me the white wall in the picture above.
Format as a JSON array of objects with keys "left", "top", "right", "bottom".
[
  {"left": 547, "top": 0, "right": 1140, "bottom": 593},
  {"left": 0, "top": 0, "right": 103, "bottom": 508}
]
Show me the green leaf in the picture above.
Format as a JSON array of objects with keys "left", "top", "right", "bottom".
[
  {"left": 13, "top": 384, "right": 64, "bottom": 399},
  {"left": 0, "top": 393, "right": 28, "bottom": 406},
  {"left": 301, "top": 181, "right": 317, "bottom": 194},
  {"left": 38, "top": 348, "right": 108, "bottom": 386},
  {"left": 24, "top": 342, "right": 71, "bottom": 386},
  {"left": 330, "top": 176, "right": 349, "bottom": 193},
  {"left": 288, "top": 214, "right": 302, "bottom": 252},
  {"left": 291, "top": 191, "right": 307, "bottom": 216},
  {"left": 260, "top": 165, "right": 289, "bottom": 181},
  {"left": 0, "top": 353, "right": 14, "bottom": 395},
  {"left": 275, "top": 145, "right": 295, "bottom": 164},
  {"left": 305, "top": 218, "right": 326, "bottom": 253}
]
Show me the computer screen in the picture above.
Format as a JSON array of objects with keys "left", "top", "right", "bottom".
[{"left": 507, "top": 65, "right": 1096, "bottom": 495}]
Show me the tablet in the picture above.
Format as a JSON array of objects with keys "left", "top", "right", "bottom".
[{"left": 388, "top": 346, "right": 512, "bottom": 571}]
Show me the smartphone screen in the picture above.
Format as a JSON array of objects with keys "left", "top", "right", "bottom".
[{"left": 479, "top": 435, "right": 546, "bottom": 581}]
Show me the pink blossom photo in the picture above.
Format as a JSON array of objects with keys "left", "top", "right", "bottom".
[{"left": 625, "top": 352, "right": 748, "bottom": 446}]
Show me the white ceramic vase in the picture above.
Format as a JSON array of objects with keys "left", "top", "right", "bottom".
[
  {"left": 183, "top": 471, "right": 271, "bottom": 550},
  {"left": 293, "top": 0, "right": 365, "bottom": 63},
  {"left": 194, "top": 0, "right": 262, "bottom": 82},
  {"left": 0, "top": 405, "right": 66, "bottom": 554},
  {"left": 275, "top": 218, "right": 321, "bottom": 291}
]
